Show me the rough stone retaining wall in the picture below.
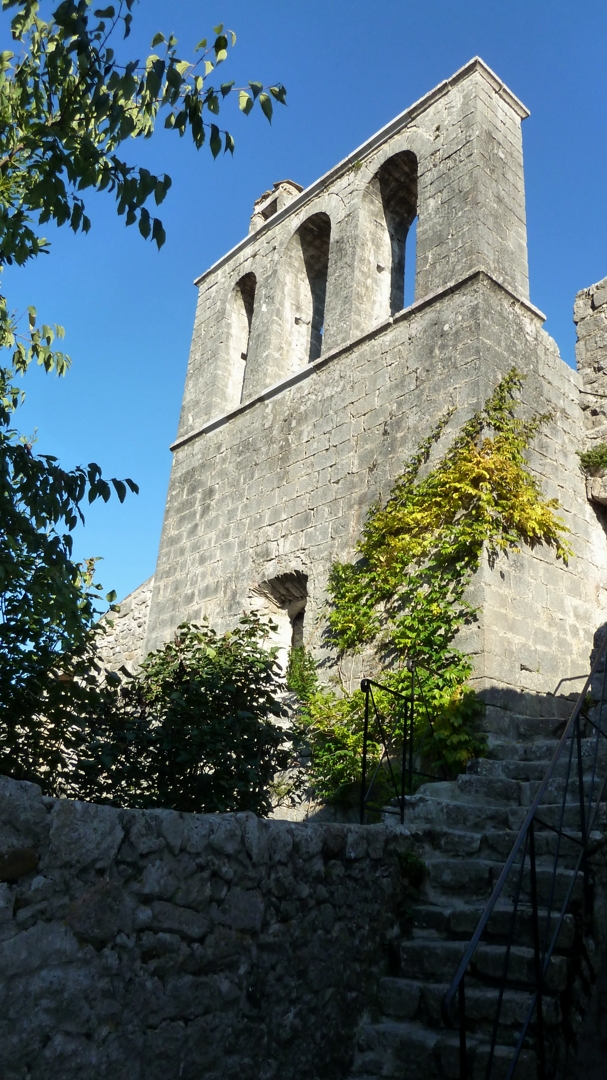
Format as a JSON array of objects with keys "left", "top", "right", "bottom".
[{"left": 0, "top": 775, "right": 411, "bottom": 1080}]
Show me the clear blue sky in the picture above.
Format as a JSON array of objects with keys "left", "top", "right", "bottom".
[{"left": 3, "top": 0, "right": 606, "bottom": 604}]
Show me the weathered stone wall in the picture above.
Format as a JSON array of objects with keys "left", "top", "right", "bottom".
[
  {"left": 145, "top": 56, "right": 607, "bottom": 703},
  {"left": 574, "top": 277, "right": 607, "bottom": 447},
  {"left": 146, "top": 265, "right": 607, "bottom": 700},
  {"left": 0, "top": 775, "right": 411, "bottom": 1080},
  {"left": 95, "top": 576, "right": 154, "bottom": 674}
]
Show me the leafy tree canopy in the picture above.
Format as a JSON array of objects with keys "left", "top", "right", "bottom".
[
  {"left": 0, "top": 0, "right": 285, "bottom": 369},
  {"left": 0, "top": 0, "right": 286, "bottom": 778}
]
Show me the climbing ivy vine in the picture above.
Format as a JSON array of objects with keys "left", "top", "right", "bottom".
[{"left": 295, "top": 369, "right": 573, "bottom": 804}]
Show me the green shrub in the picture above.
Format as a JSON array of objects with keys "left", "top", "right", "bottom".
[
  {"left": 286, "top": 646, "right": 319, "bottom": 700},
  {"left": 9, "top": 613, "right": 290, "bottom": 816},
  {"left": 577, "top": 444, "right": 607, "bottom": 476}
]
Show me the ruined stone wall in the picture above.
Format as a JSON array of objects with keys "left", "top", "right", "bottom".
[
  {"left": 95, "top": 576, "right": 154, "bottom": 674},
  {"left": 574, "top": 277, "right": 607, "bottom": 448},
  {"left": 0, "top": 774, "right": 410, "bottom": 1080},
  {"left": 573, "top": 277, "right": 607, "bottom": 510}
]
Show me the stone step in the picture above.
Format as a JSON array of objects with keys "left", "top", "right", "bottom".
[
  {"left": 350, "top": 1020, "right": 537, "bottom": 1080},
  {"left": 411, "top": 823, "right": 603, "bottom": 869},
  {"left": 423, "top": 857, "right": 498, "bottom": 898},
  {"left": 416, "top": 775, "right": 522, "bottom": 806},
  {"left": 416, "top": 772, "right": 597, "bottom": 808},
  {"left": 353, "top": 709, "right": 605, "bottom": 1080},
  {"left": 483, "top": 695, "right": 576, "bottom": 723},
  {"left": 423, "top": 855, "right": 582, "bottom": 907},
  {"left": 467, "top": 757, "right": 550, "bottom": 782},
  {"left": 394, "top": 794, "right": 512, "bottom": 831},
  {"left": 487, "top": 826, "right": 605, "bottom": 867},
  {"left": 350, "top": 1019, "right": 442, "bottom": 1080},
  {"left": 378, "top": 975, "right": 562, "bottom": 1028},
  {"left": 411, "top": 902, "right": 576, "bottom": 950},
  {"left": 483, "top": 736, "right": 607, "bottom": 770},
  {"left": 485, "top": 736, "right": 557, "bottom": 762},
  {"left": 455, "top": 771, "right": 602, "bottom": 808},
  {"left": 400, "top": 938, "right": 568, "bottom": 992},
  {"left": 508, "top": 800, "right": 607, "bottom": 832},
  {"left": 482, "top": 711, "right": 568, "bottom": 741}
]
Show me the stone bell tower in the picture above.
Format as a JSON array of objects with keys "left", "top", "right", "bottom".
[{"left": 140, "top": 57, "right": 607, "bottom": 703}]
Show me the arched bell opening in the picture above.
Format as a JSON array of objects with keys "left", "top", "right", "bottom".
[
  {"left": 283, "top": 213, "right": 332, "bottom": 370},
  {"left": 360, "top": 150, "right": 418, "bottom": 327},
  {"left": 226, "top": 271, "right": 256, "bottom": 408}
]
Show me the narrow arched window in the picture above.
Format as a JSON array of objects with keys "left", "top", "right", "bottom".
[
  {"left": 283, "top": 212, "right": 331, "bottom": 369},
  {"left": 226, "top": 272, "right": 256, "bottom": 408},
  {"left": 361, "top": 151, "right": 417, "bottom": 326}
]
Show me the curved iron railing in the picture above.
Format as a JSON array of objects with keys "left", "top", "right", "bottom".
[
  {"left": 360, "top": 664, "right": 446, "bottom": 824},
  {"left": 441, "top": 632, "right": 607, "bottom": 1079}
]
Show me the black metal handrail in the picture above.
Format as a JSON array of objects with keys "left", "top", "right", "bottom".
[
  {"left": 360, "top": 664, "right": 446, "bottom": 824},
  {"left": 441, "top": 631, "right": 607, "bottom": 1080}
]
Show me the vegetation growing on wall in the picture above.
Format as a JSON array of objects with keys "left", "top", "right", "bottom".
[
  {"left": 295, "top": 369, "right": 572, "bottom": 805},
  {"left": 578, "top": 443, "right": 607, "bottom": 476}
]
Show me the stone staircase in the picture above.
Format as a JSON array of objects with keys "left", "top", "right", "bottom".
[{"left": 348, "top": 698, "right": 607, "bottom": 1080}]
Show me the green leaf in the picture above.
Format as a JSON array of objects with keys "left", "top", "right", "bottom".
[
  {"left": 111, "top": 478, "right": 127, "bottom": 502},
  {"left": 209, "top": 124, "right": 222, "bottom": 159},
  {"left": 239, "top": 90, "right": 253, "bottom": 115},
  {"left": 138, "top": 208, "right": 151, "bottom": 240},
  {"left": 213, "top": 24, "right": 224, "bottom": 34},
  {"left": 220, "top": 80, "right": 235, "bottom": 98},
  {"left": 224, "top": 132, "right": 235, "bottom": 155},
  {"left": 151, "top": 32, "right": 165, "bottom": 47},
  {"left": 259, "top": 92, "right": 273, "bottom": 123},
  {"left": 94, "top": 6, "right": 116, "bottom": 16},
  {"left": 152, "top": 218, "right": 166, "bottom": 249},
  {"left": 249, "top": 81, "right": 263, "bottom": 100},
  {"left": 195, "top": 37, "right": 208, "bottom": 51},
  {"left": 269, "top": 84, "right": 287, "bottom": 105}
]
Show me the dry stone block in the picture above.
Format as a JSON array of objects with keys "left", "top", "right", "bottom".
[
  {"left": 47, "top": 799, "right": 124, "bottom": 871},
  {"left": 0, "top": 848, "right": 39, "bottom": 882}
]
